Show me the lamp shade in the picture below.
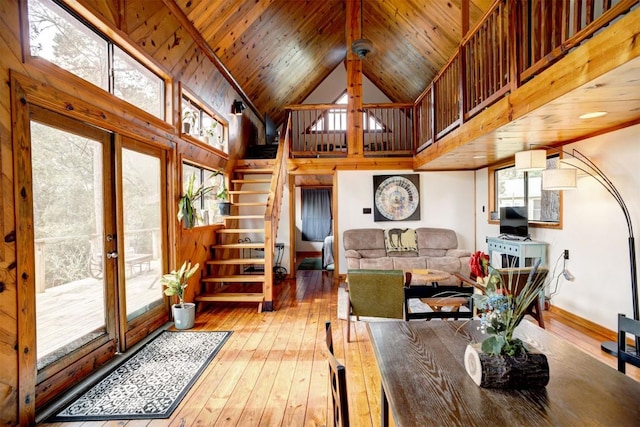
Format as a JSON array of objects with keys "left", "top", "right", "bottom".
[
  {"left": 515, "top": 150, "right": 547, "bottom": 171},
  {"left": 542, "top": 168, "right": 577, "bottom": 190}
]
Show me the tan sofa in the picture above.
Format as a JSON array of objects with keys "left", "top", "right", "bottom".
[{"left": 343, "top": 227, "right": 471, "bottom": 286}]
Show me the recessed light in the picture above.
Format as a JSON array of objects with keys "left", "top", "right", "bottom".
[
  {"left": 473, "top": 155, "right": 486, "bottom": 159},
  {"left": 579, "top": 111, "right": 607, "bottom": 119}
]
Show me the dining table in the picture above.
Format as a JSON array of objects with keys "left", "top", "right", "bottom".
[{"left": 367, "top": 320, "right": 640, "bottom": 426}]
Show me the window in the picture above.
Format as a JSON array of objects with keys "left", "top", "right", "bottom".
[
  {"left": 28, "top": 0, "right": 165, "bottom": 119},
  {"left": 491, "top": 155, "right": 561, "bottom": 225},
  {"left": 182, "top": 163, "right": 225, "bottom": 226},
  {"left": 308, "top": 92, "right": 385, "bottom": 132},
  {"left": 181, "top": 93, "right": 227, "bottom": 153}
]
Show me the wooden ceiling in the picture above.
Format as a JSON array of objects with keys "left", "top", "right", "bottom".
[{"left": 173, "top": 0, "right": 492, "bottom": 125}]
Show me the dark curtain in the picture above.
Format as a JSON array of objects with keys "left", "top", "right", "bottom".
[{"left": 301, "top": 188, "right": 332, "bottom": 241}]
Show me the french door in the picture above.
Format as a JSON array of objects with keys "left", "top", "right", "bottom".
[{"left": 29, "top": 107, "right": 168, "bottom": 408}]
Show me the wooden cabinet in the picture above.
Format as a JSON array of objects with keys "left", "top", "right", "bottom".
[{"left": 487, "top": 237, "right": 547, "bottom": 268}]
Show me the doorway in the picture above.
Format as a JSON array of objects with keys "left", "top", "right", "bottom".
[{"left": 27, "top": 107, "right": 168, "bottom": 408}]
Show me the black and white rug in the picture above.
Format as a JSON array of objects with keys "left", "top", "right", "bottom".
[{"left": 49, "top": 330, "right": 231, "bottom": 422}]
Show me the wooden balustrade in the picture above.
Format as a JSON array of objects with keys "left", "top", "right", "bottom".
[
  {"left": 287, "top": 103, "right": 413, "bottom": 157},
  {"left": 414, "top": 0, "right": 636, "bottom": 152}
]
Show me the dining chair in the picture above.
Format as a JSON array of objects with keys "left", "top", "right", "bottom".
[
  {"left": 617, "top": 313, "right": 640, "bottom": 374},
  {"left": 325, "top": 321, "right": 350, "bottom": 427}
]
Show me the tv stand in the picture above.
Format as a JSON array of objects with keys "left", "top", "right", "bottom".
[{"left": 487, "top": 237, "right": 547, "bottom": 268}]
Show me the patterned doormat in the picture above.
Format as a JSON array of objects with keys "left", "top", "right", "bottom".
[{"left": 49, "top": 330, "right": 231, "bottom": 422}]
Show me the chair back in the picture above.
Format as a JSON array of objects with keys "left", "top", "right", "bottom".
[
  {"left": 325, "top": 322, "right": 350, "bottom": 427},
  {"left": 347, "top": 269, "right": 405, "bottom": 319},
  {"left": 496, "top": 267, "right": 549, "bottom": 296},
  {"left": 618, "top": 313, "right": 640, "bottom": 373}
]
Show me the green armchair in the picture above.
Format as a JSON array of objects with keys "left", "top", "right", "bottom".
[{"left": 345, "top": 269, "right": 405, "bottom": 342}]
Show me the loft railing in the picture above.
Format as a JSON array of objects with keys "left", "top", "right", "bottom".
[
  {"left": 415, "top": 0, "right": 636, "bottom": 150},
  {"left": 287, "top": 103, "right": 413, "bottom": 158}
]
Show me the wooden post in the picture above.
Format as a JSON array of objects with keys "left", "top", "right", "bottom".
[{"left": 345, "top": 0, "right": 364, "bottom": 157}]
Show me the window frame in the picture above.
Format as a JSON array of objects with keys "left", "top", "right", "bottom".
[
  {"left": 26, "top": 0, "right": 168, "bottom": 121},
  {"left": 181, "top": 161, "right": 226, "bottom": 227},
  {"left": 488, "top": 155, "right": 564, "bottom": 230},
  {"left": 180, "top": 87, "right": 229, "bottom": 158}
]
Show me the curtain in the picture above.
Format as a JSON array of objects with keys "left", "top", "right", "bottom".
[{"left": 301, "top": 188, "right": 332, "bottom": 241}]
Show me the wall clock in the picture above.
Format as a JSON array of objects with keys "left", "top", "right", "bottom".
[{"left": 373, "top": 174, "right": 421, "bottom": 221}]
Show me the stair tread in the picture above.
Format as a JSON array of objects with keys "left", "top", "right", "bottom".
[
  {"left": 211, "top": 243, "right": 265, "bottom": 249},
  {"left": 229, "top": 190, "right": 269, "bottom": 194},
  {"left": 224, "top": 215, "right": 263, "bottom": 219},
  {"left": 233, "top": 202, "right": 267, "bottom": 207},
  {"left": 232, "top": 179, "right": 271, "bottom": 183},
  {"left": 202, "top": 275, "right": 265, "bottom": 282},
  {"left": 216, "top": 228, "right": 265, "bottom": 233},
  {"left": 235, "top": 168, "right": 274, "bottom": 173},
  {"left": 206, "top": 258, "right": 265, "bottom": 265},
  {"left": 196, "top": 292, "right": 264, "bottom": 302}
]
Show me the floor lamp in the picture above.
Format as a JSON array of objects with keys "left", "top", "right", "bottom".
[{"left": 515, "top": 147, "right": 638, "bottom": 355}]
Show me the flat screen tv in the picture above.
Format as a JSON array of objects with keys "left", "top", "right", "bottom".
[{"left": 500, "top": 206, "right": 529, "bottom": 239}]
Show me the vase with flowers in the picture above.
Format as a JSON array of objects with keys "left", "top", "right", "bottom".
[
  {"left": 161, "top": 261, "right": 200, "bottom": 329},
  {"left": 464, "top": 251, "right": 550, "bottom": 388}
]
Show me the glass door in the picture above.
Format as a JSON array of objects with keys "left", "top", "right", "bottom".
[
  {"left": 116, "top": 137, "right": 167, "bottom": 350},
  {"left": 30, "top": 107, "right": 118, "bottom": 374}
]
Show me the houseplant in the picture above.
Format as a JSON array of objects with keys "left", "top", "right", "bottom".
[
  {"left": 464, "top": 252, "right": 550, "bottom": 388},
  {"left": 161, "top": 261, "right": 200, "bottom": 329},
  {"left": 177, "top": 172, "right": 222, "bottom": 228},
  {"left": 182, "top": 109, "right": 197, "bottom": 135}
]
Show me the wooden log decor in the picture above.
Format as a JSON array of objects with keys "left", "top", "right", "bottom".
[{"left": 464, "top": 343, "right": 550, "bottom": 388}]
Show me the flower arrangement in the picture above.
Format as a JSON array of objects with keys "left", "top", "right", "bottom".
[
  {"left": 470, "top": 252, "right": 548, "bottom": 356},
  {"left": 161, "top": 261, "right": 200, "bottom": 306}
]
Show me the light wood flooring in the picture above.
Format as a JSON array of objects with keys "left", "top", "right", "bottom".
[{"left": 40, "top": 268, "right": 639, "bottom": 426}]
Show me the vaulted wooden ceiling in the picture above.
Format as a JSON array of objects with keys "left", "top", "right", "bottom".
[{"left": 173, "top": 0, "right": 493, "bottom": 125}]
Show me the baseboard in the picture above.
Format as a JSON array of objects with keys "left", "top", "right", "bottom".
[{"left": 548, "top": 305, "right": 617, "bottom": 341}]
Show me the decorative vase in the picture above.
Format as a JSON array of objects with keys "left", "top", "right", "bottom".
[
  {"left": 464, "top": 343, "right": 549, "bottom": 388},
  {"left": 215, "top": 201, "right": 231, "bottom": 217},
  {"left": 182, "top": 203, "right": 194, "bottom": 229},
  {"left": 172, "top": 302, "right": 196, "bottom": 330}
]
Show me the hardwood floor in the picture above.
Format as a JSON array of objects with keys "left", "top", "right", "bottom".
[{"left": 40, "top": 269, "right": 639, "bottom": 426}]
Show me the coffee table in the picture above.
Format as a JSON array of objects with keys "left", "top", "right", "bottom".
[{"left": 404, "top": 269, "right": 473, "bottom": 320}]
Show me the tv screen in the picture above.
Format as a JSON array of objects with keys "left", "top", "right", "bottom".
[{"left": 500, "top": 206, "right": 529, "bottom": 238}]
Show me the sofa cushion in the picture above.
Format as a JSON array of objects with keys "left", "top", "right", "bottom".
[
  {"left": 419, "top": 248, "right": 446, "bottom": 257},
  {"left": 416, "top": 227, "right": 459, "bottom": 250},
  {"left": 360, "top": 257, "right": 394, "bottom": 270},
  {"left": 344, "top": 228, "right": 385, "bottom": 251},
  {"left": 426, "top": 256, "right": 461, "bottom": 273},
  {"left": 393, "top": 257, "right": 427, "bottom": 271}
]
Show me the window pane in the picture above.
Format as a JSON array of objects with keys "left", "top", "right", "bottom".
[
  {"left": 28, "top": 0, "right": 108, "bottom": 89},
  {"left": 31, "top": 121, "right": 106, "bottom": 369},
  {"left": 529, "top": 157, "right": 561, "bottom": 222},
  {"left": 122, "top": 149, "right": 163, "bottom": 321},
  {"left": 496, "top": 166, "right": 525, "bottom": 208},
  {"left": 113, "top": 46, "right": 164, "bottom": 119}
]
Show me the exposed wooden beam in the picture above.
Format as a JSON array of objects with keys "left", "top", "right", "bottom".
[{"left": 345, "top": 0, "right": 364, "bottom": 157}]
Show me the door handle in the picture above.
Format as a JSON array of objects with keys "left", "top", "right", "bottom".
[{"left": 106, "top": 251, "right": 118, "bottom": 259}]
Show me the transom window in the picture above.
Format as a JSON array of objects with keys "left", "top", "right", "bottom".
[
  {"left": 28, "top": 0, "right": 165, "bottom": 119},
  {"left": 490, "top": 155, "right": 562, "bottom": 226}
]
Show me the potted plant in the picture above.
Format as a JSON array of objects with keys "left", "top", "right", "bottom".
[
  {"left": 182, "top": 110, "right": 197, "bottom": 135},
  {"left": 161, "top": 261, "right": 200, "bottom": 330},
  {"left": 203, "top": 122, "right": 217, "bottom": 145},
  {"left": 177, "top": 173, "right": 221, "bottom": 228},
  {"left": 213, "top": 176, "right": 231, "bottom": 217}
]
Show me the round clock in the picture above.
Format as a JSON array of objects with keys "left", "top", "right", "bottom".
[{"left": 373, "top": 175, "right": 420, "bottom": 221}]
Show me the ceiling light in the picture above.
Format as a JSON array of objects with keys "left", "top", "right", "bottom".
[
  {"left": 578, "top": 111, "right": 607, "bottom": 119},
  {"left": 351, "top": 38, "right": 374, "bottom": 59}
]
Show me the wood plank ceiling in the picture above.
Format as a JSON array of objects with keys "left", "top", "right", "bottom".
[{"left": 173, "top": 0, "right": 492, "bottom": 125}]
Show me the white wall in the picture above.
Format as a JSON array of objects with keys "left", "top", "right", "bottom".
[
  {"left": 303, "top": 63, "right": 391, "bottom": 104},
  {"left": 337, "top": 170, "right": 476, "bottom": 274},
  {"left": 474, "top": 124, "right": 640, "bottom": 332}
]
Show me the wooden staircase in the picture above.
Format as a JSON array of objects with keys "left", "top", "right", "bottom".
[{"left": 196, "top": 161, "right": 275, "bottom": 312}]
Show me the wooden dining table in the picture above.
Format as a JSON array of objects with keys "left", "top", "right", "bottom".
[{"left": 367, "top": 320, "right": 640, "bottom": 426}]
